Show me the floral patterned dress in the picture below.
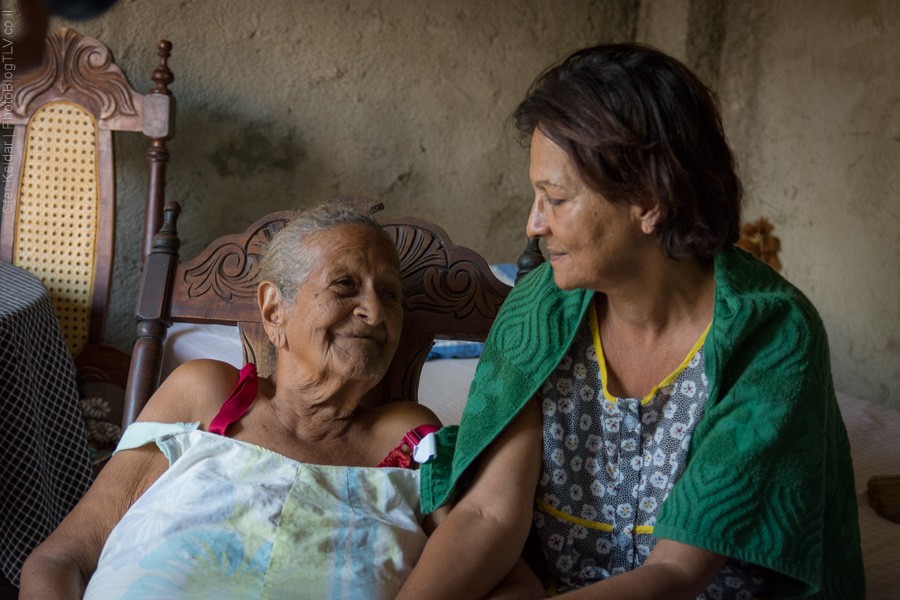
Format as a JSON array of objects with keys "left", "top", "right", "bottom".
[
  {"left": 83, "top": 426, "right": 427, "bottom": 599},
  {"left": 534, "top": 305, "right": 770, "bottom": 599}
]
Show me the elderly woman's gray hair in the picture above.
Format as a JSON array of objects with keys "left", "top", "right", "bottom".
[{"left": 258, "top": 196, "right": 393, "bottom": 303}]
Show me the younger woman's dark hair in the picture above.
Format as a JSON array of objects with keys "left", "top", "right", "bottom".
[{"left": 513, "top": 43, "right": 742, "bottom": 260}]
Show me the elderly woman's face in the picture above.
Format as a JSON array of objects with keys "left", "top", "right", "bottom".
[
  {"left": 284, "top": 224, "right": 403, "bottom": 387},
  {"left": 526, "top": 129, "right": 655, "bottom": 291}
]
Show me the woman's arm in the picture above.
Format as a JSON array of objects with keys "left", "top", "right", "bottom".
[
  {"left": 19, "top": 360, "right": 231, "bottom": 598},
  {"left": 19, "top": 445, "right": 169, "bottom": 598},
  {"left": 398, "top": 397, "right": 544, "bottom": 600},
  {"left": 552, "top": 539, "right": 725, "bottom": 600},
  {"left": 420, "top": 485, "right": 545, "bottom": 600}
]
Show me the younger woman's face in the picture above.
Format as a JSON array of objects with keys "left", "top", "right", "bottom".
[{"left": 526, "top": 128, "right": 655, "bottom": 292}]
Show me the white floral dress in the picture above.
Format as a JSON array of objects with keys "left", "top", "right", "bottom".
[
  {"left": 83, "top": 423, "right": 427, "bottom": 599},
  {"left": 534, "top": 306, "right": 770, "bottom": 598}
]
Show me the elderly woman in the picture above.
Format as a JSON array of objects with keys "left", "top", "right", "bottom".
[
  {"left": 401, "top": 44, "right": 864, "bottom": 599},
  {"left": 21, "top": 200, "right": 443, "bottom": 598}
]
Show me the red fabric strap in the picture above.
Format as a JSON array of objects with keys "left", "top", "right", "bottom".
[
  {"left": 377, "top": 423, "right": 441, "bottom": 469},
  {"left": 208, "top": 363, "right": 258, "bottom": 436},
  {"left": 209, "top": 366, "right": 438, "bottom": 469}
]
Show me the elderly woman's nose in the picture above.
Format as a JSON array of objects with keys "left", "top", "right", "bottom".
[
  {"left": 353, "top": 288, "right": 387, "bottom": 323},
  {"left": 526, "top": 197, "right": 548, "bottom": 239}
]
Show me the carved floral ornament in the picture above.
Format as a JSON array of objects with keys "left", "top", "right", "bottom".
[
  {"left": 184, "top": 218, "right": 289, "bottom": 302},
  {"left": 387, "top": 224, "right": 506, "bottom": 320},
  {"left": 13, "top": 28, "right": 138, "bottom": 120}
]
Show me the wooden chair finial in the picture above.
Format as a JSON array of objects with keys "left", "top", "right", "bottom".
[
  {"left": 151, "top": 202, "right": 182, "bottom": 256},
  {"left": 516, "top": 237, "right": 546, "bottom": 283},
  {"left": 150, "top": 39, "right": 174, "bottom": 95}
]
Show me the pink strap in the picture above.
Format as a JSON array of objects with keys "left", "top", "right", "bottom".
[
  {"left": 376, "top": 423, "right": 441, "bottom": 468},
  {"left": 208, "top": 363, "right": 258, "bottom": 436},
  {"left": 402, "top": 423, "right": 440, "bottom": 448}
]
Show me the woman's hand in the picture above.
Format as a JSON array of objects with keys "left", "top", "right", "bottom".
[
  {"left": 551, "top": 539, "right": 725, "bottom": 600},
  {"left": 484, "top": 558, "right": 547, "bottom": 599}
]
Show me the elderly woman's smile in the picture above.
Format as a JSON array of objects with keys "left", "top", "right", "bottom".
[
  {"left": 331, "top": 326, "right": 389, "bottom": 355},
  {"left": 283, "top": 224, "right": 404, "bottom": 385}
]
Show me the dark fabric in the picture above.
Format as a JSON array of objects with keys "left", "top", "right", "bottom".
[
  {"left": 0, "top": 571, "right": 17, "bottom": 599},
  {"left": 0, "top": 263, "right": 92, "bottom": 587}
]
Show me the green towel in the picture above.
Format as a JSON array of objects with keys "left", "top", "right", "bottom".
[{"left": 421, "top": 247, "right": 864, "bottom": 599}]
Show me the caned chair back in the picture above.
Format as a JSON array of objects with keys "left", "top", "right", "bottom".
[{"left": 0, "top": 28, "right": 175, "bottom": 386}]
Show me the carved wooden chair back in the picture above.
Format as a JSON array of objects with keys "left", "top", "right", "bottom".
[
  {"left": 123, "top": 202, "right": 513, "bottom": 427},
  {"left": 0, "top": 28, "right": 175, "bottom": 387}
]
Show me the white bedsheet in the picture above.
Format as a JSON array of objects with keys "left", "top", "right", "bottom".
[
  {"left": 162, "top": 323, "right": 900, "bottom": 597},
  {"left": 161, "top": 323, "right": 244, "bottom": 379}
]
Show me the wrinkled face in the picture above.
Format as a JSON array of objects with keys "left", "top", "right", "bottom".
[
  {"left": 526, "top": 128, "right": 653, "bottom": 291},
  {"left": 281, "top": 224, "right": 403, "bottom": 388}
]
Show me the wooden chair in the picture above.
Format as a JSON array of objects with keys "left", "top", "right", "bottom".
[
  {"left": 0, "top": 28, "right": 175, "bottom": 390},
  {"left": 122, "top": 202, "right": 513, "bottom": 427}
]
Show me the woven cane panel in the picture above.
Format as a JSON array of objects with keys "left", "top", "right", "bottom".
[{"left": 13, "top": 102, "right": 99, "bottom": 356}]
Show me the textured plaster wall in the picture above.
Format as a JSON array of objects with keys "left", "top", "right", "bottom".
[
  {"left": 49, "top": 0, "right": 638, "bottom": 357},
  {"left": 718, "top": 0, "right": 900, "bottom": 408},
  {"left": 46, "top": 0, "right": 898, "bottom": 409}
]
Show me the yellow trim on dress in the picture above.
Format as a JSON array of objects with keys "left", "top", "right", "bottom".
[
  {"left": 536, "top": 499, "right": 655, "bottom": 535},
  {"left": 538, "top": 498, "right": 613, "bottom": 531},
  {"left": 589, "top": 301, "right": 711, "bottom": 406}
]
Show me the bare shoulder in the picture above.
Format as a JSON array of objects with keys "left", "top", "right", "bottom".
[
  {"left": 363, "top": 401, "right": 442, "bottom": 454},
  {"left": 137, "top": 359, "right": 242, "bottom": 425},
  {"left": 375, "top": 400, "right": 442, "bottom": 432}
]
